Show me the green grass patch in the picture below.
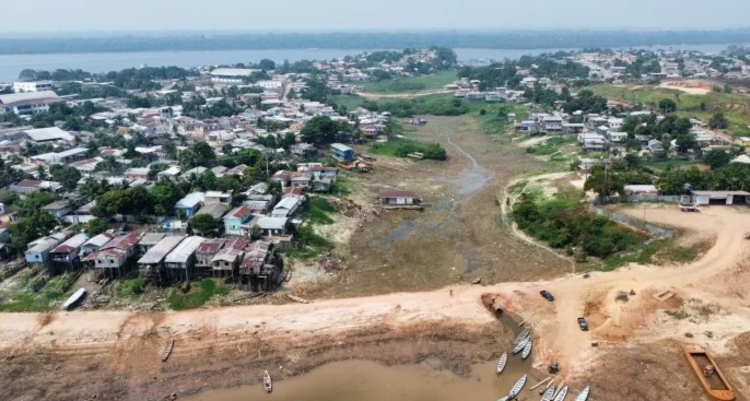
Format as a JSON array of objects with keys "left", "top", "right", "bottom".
[
  {"left": 643, "top": 159, "right": 707, "bottom": 171},
  {"left": 370, "top": 137, "right": 447, "bottom": 160},
  {"left": 0, "top": 272, "right": 77, "bottom": 312},
  {"left": 166, "top": 279, "right": 229, "bottom": 310},
  {"left": 307, "top": 197, "right": 337, "bottom": 225},
  {"left": 589, "top": 84, "right": 750, "bottom": 136},
  {"left": 117, "top": 275, "right": 145, "bottom": 298},
  {"left": 476, "top": 103, "right": 530, "bottom": 136},
  {"left": 362, "top": 71, "right": 458, "bottom": 93}
]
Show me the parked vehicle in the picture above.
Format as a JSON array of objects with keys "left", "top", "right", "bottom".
[
  {"left": 577, "top": 317, "right": 589, "bottom": 331},
  {"left": 540, "top": 290, "right": 555, "bottom": 302}
]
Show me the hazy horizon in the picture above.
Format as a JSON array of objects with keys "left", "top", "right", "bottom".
[{"left": 3, "top": 0, "right": 749, "bottom": 33}]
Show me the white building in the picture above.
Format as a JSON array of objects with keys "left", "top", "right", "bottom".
[
  {"left": 13, "top": 81, "right": 53, "bottom": 93},
  {"left": 210, "top": 68, "right": 260, "bottom": 83},
  {"left": 22, "top": 127, "right": 75, "bottom": 144},
  {"left": 257, "top": 80, "right": 284, "bottom": 91},
  {"left": 0, "top": 91, "right": 61, "bottom": 115}
]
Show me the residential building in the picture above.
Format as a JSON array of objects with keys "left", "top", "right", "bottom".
[
  {"left": 80, "top": 232, "right": 115, "bottom": 257},
  {"left": 210, "top": 68, "right": 260, "bottom": 83},
  {"left": 125, "top": 167, "right": 151, "bottom": 181},
  {"left": 240, "top": 240, "right": 280, "bottom": 291},
  {"left": 25, "top": 237, "right": 61, "bottom": 266},
  {"left": 211, "top": 237, "right": 246, "bottom": 276},
  {"left": 253, "top": 216, "right": 290, "bottom": 237},
  {"left": 309, "top": 166, "right": 338, "bottom": 181},
  {"left": 164, "top": 236, "right": 205, "bottom": 281},
  {"left": 270, "top": 170, "right": 292, "bottom": 186},
  {"left": 290, "top": 143, "right": 318, "bottom": 159},
  {"left": 271, "top": 196, "right": 302, "bottom": 218},
  {"left": 175, "top": 192, "right": 204, "bottom": 217},
  {"left": 204, "top": 191, "right": 232, "bottom": 205},
  {"left": 41, "top": 200, "right": 71, "bottom": 219},
  {"left": 378, "top": 189, "right": 418, "bottom": 205},
  {"left": 22, "top": 127, "right": 75, "bottom": 144},
  {"left": 624, "top": 185, "right": 658, "bottom": 196},
  {"left": 82, "top": 233, "right": 140, "bottom": 275},
  {"left": 9, "top": 180, "right": 62, "bottom": 194},
  {"left": 330, "top": 143, "right": 355, "bottom": 162},
  {"left": 138, "top": 232, "right": 166, "bottom": 255},
  {"left": 157, "top": 166, "right": 182, "bottom": 181},
  {"left": 224, "top": 206, "right": 254, "bottom": 236},
  {"left": 138, "top": 235, "right": 185, "bottom": 280},
  {"left": 196, "top": 238, "right": 225, "bottom": 270},
  {"left": 12, "top": 81, "right": 53, "bottom": 93},
  {"left": 647, "top": 139, "right": 664, "bottom": 153},
  {"left": 0, "top": 91, "right": 61, "bottom": 115},
  {"left": 290, "top": 172, "right": 313, "bottom": 190},
  {"left": 607, "top": 131, "right": 628, "bottom": 143},
  {"left": 49, "top": 233, "right": 89, "bottom": 268}
]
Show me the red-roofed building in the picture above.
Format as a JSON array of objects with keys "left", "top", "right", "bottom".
[
  {"left": 223, "top": 206, "right": 254, "bottom": 236},
  {"left": 82, "top": 233, "right": 140, "bottom": 274}
]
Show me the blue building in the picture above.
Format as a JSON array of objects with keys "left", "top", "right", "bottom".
[
  {"left": 174, "top": 192, "right": 204, "bottom": 218},
  {"left": 330, "top": 143, "right": 354, "bottom": 162},
  {"left": 223, "top": 206, "right": 254, "bottom": 236}
]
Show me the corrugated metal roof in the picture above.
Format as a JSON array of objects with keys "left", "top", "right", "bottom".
[
  {"left": 50, "top": 233, "right": 89, "bottom": 254},
  {"left": 138, "top": 236, "right": 185, "bottom": 265},
  {"left": 164, "top": 236, "right": 205, "bottom": 264},
  {"left": 197, "top": 238, "right": 224, "bottom": 254},
  {"left": 378, "top": 189, "right": 416, "bottom": 199},
  {"left": 139, "top": 232, "right": 166, "bottom": 246},
  {"left": 101, "top": 233, "right": 140, "bottom": 251}
]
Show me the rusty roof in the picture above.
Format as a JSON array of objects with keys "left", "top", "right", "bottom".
[
  {"left": 225, "top": 237, "right": 247, "bottom": 250},
  {"left": 230, "top": 206, "right": 253, "bottom": 219},
  {"left": 378, "top": 189, "right": 416, "bottom": 199},
  {"left": 100, "top": 233, "right": 140, "bottom": 251},
  {"left": 197, "top": 238, "right": 224, "bottom": 254}
]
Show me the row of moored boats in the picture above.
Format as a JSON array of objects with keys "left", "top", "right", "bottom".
[{"left": 495, "top": 326, "right": 590, "bottom": 401}]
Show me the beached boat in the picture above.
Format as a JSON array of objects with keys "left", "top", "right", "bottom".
[
  {"left": 263, "top": 370, "right": 272, "bottom": 393},
  {"left": 541, "top": 386, "right": 556, "bottom": 401},
  {"left": 521, "top": 340, "right": 533, "bottom": 360},
  {"left": 62, "top": 287, "right": 86, "bottom": 311},
  {"left": 574, "top": 386, "right": 590, "bottom": 401},
  {"left": 683, "top": 344, "right": 735, "bottom": 401},
  {"left": 513, "top": 336, "right": 530, "bottom": 354},
  {"left": 553, "top": 386, "right": 568, "bottom": 401},
  {"left": 496, "top": 352, "right": 508, "bottom": 374},
  {"left": 161, "top": 339, "right": 174, "bottom": 362},
  {"left": 496, "top": 397, "right": 509, "bottom": 401},
  {"left": 508, "top": 374, "right": 527, "bottom": 398},
  {"left": 513, "top": 326, "right": 531, "bottom": 346}
]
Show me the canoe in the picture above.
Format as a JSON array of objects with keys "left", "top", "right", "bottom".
[
  {"left": 513, "top": 326, "right": 531, "bottom": 346},
  {"left": 513, "top": 336, "right": 530, "bottom": 354},
  {"left": 287, "top": 294, "right": 310, "bottom": 304},
  {"left": 553, "top": 386, "right": 568, "bottom": 401},
  {"left": 574, "top": 386, "right": 590, "bottom": 401},
  {"left": 263, "top": 370, "right": 272, "bottom": 393},
  {"left": 508, "top": 374, "right": 527, "bottom": 398},
  {"left": 683, "top": 344, "right": 735, "bottom": 401},
  {"left": 496, "top": 397, "right": 509, "bottom": 401},
  {"left": 62, "top": 288, "right": 86, "bottom": 311},
  {"left": 161, "top": 339, "right": 174, "bottom": 362},
  {"left": 496, "top": 352, "right": 508, "bottom": 374},
  {"left": 521, "top": 340, "right": 533, "bottom": 360},
  {"left": 471, "top": 277, "right": 482, "bottom": 284},
  {"left": 541, "top": 386, "right": 556, "bottom": 401}
]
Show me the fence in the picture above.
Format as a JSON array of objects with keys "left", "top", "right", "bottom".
[
  {"left": 594, "top": 195, "right": 688, "bottom": 205},
  {"left": 591, "top": 206, "right": 675, "bottom": 238}
]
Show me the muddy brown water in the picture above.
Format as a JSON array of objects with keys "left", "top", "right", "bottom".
[{"left": 184, "top": 358, "right": 534, "bottom": 401}]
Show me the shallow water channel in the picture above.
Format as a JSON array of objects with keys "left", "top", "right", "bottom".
[{"left": 184, "top": 358, "right": 533, "bottom": 401}]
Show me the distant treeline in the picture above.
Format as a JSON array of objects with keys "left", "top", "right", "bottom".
[{"left": 2, "top": 30, "right": 750, "bottom": 54}]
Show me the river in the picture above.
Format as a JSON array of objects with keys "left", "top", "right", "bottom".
[
  {"left": 183, "top": 359, "right": 534, "bottom": 401},
  {"left": 0, "top": 44, "right": 735, "bottom": 83}
]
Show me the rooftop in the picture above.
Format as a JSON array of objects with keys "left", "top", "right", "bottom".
[
  {"left": 100, "top": 233, "right": 140, "bottom": 251},
  {"left": 139, "top": 232, "right": 166, "bottom": 246},
  {"left": 23, "top": 127, "right": 74, "bottom": 142},
  {"left": 82, "top": 232, "right": 115, "bottom": 249},
  {"left": 0, "top": 91, "right": 60, "bottom": 105},
  {"left": 138, "top": 235, "right": 185, "bottom": 265},
  {"left": 197, "top": 238, "right": 224, "bottom": 254},
  {"left": 378, "top": 189, "right": 416, "bottom": 199},
  {"left": 210, "top": 68, "right": 261, "bottom": 77},
  {"left": 175, "top": 192, "right": 205, "bottom": 209},
  {"left": 165, "top": 236, "right": 205, "bottom": 264}
]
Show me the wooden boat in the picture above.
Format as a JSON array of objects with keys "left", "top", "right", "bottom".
[
  {"left": 496, "top": 352, "right": 508, "bottom": 374},
  {"left": 507, "top": 374, "right": 527, "bottom": 398},
  {"left": 574, "top": 386, "right": 590, "bottom": 401},
  {"left": 471, "top": 277, "right": 482, "bottom": 284},
  {"left": 541, "top": 386, "right": 556, "bottom": 401},
  {"left": 496, "top": 397, "right": 509, "bottom": 401},
  {"left": 521, "top": 340, "right": 533, "bottom": 360},
  {"left": 513, "top": 326, "right": 531, "bottom": 346},
  {"left": 287, "top": 294, "right": 310, "bottom": 304},
  {"left": 683, "top": 344, "right": 735, "bottom": 401},
  {"left": 513, "top": 336, "right": 530, "bottom": 354},
  {"left": 263, "top": 370, "right": 273, "bottom": 393},
  {"left": 62, "top": 288, "right": 86, "bottom": 311},
  {"left": 553, "top": 386, "right": 568, "bottom": 401},
  {"left": 161, "top": 339, "right": 174, "bottom": 362}
]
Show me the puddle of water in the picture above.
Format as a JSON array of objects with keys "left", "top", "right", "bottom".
[{"left": 184, "top": 358, "right": 533, "bottom": 401}]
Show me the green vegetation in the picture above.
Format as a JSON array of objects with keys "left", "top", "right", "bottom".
[
  {"left": 307, "top": 197, "right": 337, "bottom": 225},
  {"left": 370, "top": 137, "right": 447, "bottom": 160},
  {"left": 589, "top": 84, "right": 750, "bottom": 135},
  {"left": 476, "top": 103, "right": 529, "bottom": 135},
  {"left": 512, "top": 188, "right": 643, "bottom": 261},
  {"left": 526, "top": 137, "right": 572, "bottom": 156},
  {"left": 282, "top": 223, "right": 334, "bottom": 259},
  {"left": 359, "top": 93, "right": 470, "bottom": 118},
  {"left": 0, "top": 272, "right": 78, "bottom": 312},
  {"left": 165, "top": 279, "right": 229, "bottom": 310},
  {"left": 117, "top": 275, "right": 145, "bottom": 298},
  {"left": 362, "top": 70, "right": 457, "bottom": 93}
]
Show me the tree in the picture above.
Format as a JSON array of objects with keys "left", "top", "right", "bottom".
[
  {"left": 124, "top": 141, "right": 140, "bottom": 159},
  {"left": 258, "top": 59, "right": 276, "bottom": 71},
  {"left": 9, "top": 212, "right": 58, "bottom": 252},
  {"left": 93, "top": 189, "right": 128, "bottom": 217},
  {"left": 196, "top": 171, "right": 218, "bottom": 191},
  {"left": 584, "top": 164, "right": 625, "bottom": 198},
  {"left": 190, "top": 214, "right": 218, "bottom": 236},
  {"left": 14, "top": 192, "right": 59, "bottom": 218},
  {"left": 180, "top": 142, "right": 216, "bottom": 169},
  {"left": 85, "top": 218, "right": 109, "bottom": 236},
  {"left": 152, "top": 181, "right": 185, "bottom": 216},
  {"left": 222, "top": 144, "right": 234, "bottom": 155},
  {"left": 658, "top": 98, "right": 677, "bottom": 113},
  {"left": 301, "top": 116, "right": 346, "bottom": 145},
  {"left": 709, "top": 112, "right": 729, "bottom": 129},
  {"left": 704, "top": 149, "right": 732, "bottom": 170},
  {"left": 49, "top": 164, "right": 82, "bottom": 191}
]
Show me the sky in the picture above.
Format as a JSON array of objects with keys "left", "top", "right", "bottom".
[{"left": 3, "top": 0, "right": 749, "bottom": 33}]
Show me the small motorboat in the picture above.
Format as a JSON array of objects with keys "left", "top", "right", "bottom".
[
  {"left": 513, "top": 336, "right": 530, "bottom": 354},
  {"left": 263, "top": 370, "right": 272, "bottom": 393},
  {"left": 508, "top": 374, "right": 527, "bottom": 398},
  {"left": 513, "top": 326, "right": 531, "bottom": 346},
  {"left": 541, "top": 385, "right": 556, "bottom": 401},
  {"left": 521, "top": 340, "right": 533, "bottom": 360},
  {"left": 496, "top": 352, "right": 508, "bottom": 374},
  {"left": 553, "top": 386, "right": 568, "bottom": 401},
  {"left": 574, "top": 386, "right": 590, "bottom": 401}
]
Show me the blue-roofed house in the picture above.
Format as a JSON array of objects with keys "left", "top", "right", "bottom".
[
  {"left": 174, "top": 192, "right": 204, "bottom": 218},
  {"left": 330, "top": 143, "right": 354, "bottom": 162}
]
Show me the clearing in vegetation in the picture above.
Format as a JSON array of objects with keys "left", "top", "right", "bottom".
[
  {"left": 165, "top": 279, "right": 229, "bottom": 310},
  {"left": 361, "top": 70, "right": 458, "bottom": 94}
]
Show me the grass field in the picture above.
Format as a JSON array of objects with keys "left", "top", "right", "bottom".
[
  {"left": 362, "top": 70, "right": 458, "bottom": 93},
  {"left": 589, "top": 84, "right": 750, "bottom": 135},
  {"left": 166, "top": 279, "right": 228, "bottom": 310}
]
